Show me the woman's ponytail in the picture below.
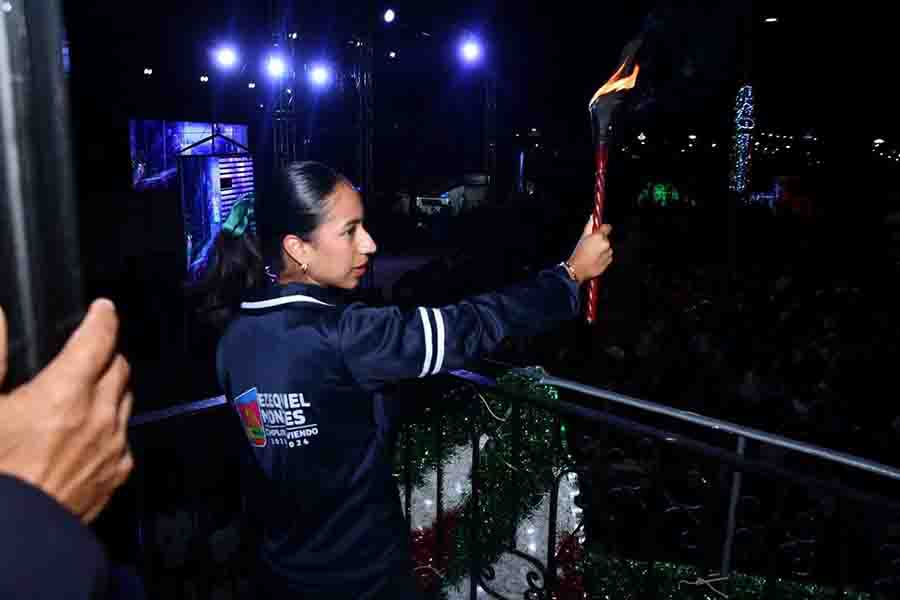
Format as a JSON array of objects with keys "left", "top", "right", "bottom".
[{"left": 189, "top": 197, "right": 266, "bottom": 330}]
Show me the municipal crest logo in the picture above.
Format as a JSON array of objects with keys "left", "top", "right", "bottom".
[{"left": 234, "top": 387, "right": 266, "bottom": 447}]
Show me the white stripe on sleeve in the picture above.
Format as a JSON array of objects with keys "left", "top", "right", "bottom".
[
  {"left": 417, "top": 307, "right": 434, "bottom": 378},
  {"left": 431, "top": 308, "right": 445, "bottom": 374}
]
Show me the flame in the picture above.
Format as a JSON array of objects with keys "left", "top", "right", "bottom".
[{"left": 589, "top": 61, "right": 640, "bottom": 108}]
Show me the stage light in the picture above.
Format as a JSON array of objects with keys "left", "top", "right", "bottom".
[
  {"left": 874, "top": 138, "right": 885, "bottom": 145},
  {"left": 309, "top": 63, "right": 332, "bottom": 88},
  {"left": 388, "top": 51, "right": 397, "bottom": 59},
  {"left": 200, "top": 75, "right": 209, "bottom": 83},
  {"left": 688, "top": 134, "right": 697, "bottom": 140},
  {"left": 764, "top": 17, "right": 778, "bottom": 23},
  {"left": 462, "top": 42, "right": 480, "bottom": 61},
  {"left": 460, "top": 37, "right": 482, "bottom": 63},
  {"left": 143, "top": 68, "right": 153, "bottom": 75},
  {"left": 248, "top": 82, "right": 256, "bottom": 89},
  {"left": 290, "top": 32, "right": 299, "bottom": 40},
  {"left": 215, "top": 46, "right": 238, "bottom": 68},
  {"left": 266, "top": 55, "right": 287, "bottom": 78},
  {"left": 384, "top": 9, "right": 396, "bottom": 23}
]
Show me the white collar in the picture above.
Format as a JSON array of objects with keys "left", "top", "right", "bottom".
[{"left": 240, "top": 294, "right": 335, "bottom": 310}]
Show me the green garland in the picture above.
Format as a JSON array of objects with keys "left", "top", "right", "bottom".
[
  {"left": 588, "top": 553, "right": 872, "bottom": 600},
  {"left": 395, "top": 371, "right": 869, "bottom": 599},
  {"left": 447, "top": 373, "right": 572, "bottom": 586},
  {"left": 395, "top": 370, "right": 569, "bottom": 491},
  {"left": 396, "top": 371, "right": 574, "bottom": 592},
  {"left": 395, "top": 385, "right": 474, "bottom": 491}
]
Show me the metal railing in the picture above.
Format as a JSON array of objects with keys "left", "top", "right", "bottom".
[{"left": 117, "top": 365, "right": 900, "bottom": 599}]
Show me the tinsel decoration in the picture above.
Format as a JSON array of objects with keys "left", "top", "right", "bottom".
[
  {"left": 586, "top": 553, "right": 873, "bottom": 600},
  {"left": 445, "top": 375, "right": 571, "bottom": 586},
  {"left": 402, "top": 370, "right": 575, "bottom": 593},
  {"left": 395, "top": 387, "right": 474, "bottom": 490},
  {"left": 401, "top": 370, "right": 869, "bottom": 599}
]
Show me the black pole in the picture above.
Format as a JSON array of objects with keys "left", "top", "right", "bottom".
[
  {"left": 0, "top": 0, "right": 83, "bottom": 387},
  {"left": 268, "top": 1, "right": 297, "bottom": 170},
  {"left": 482, "top": 71, "right": 496, "bottom": 202}
]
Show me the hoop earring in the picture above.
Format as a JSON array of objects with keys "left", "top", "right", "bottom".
[{"left": 300, "top": 263, "right": 309, "bottom": 274}]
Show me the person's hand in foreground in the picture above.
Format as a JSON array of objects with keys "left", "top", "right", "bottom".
[{"left": 0, "top": 299, "right": 134, "bottom": 522}]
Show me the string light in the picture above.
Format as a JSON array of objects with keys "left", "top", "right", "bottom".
[{"left": 730, "top": 84, "right": 755, "bottom": 193}]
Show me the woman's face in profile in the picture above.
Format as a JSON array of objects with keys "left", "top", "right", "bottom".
[{"left": 302, "top": 182, "right": 377, "bottom": 289}]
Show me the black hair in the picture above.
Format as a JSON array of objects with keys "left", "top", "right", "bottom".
[
  {"left": 257, "top": 161, "right": 347, "bottom": 273},
  {"left": 191, "top": 161, "right": 347, "bottom": 330}
]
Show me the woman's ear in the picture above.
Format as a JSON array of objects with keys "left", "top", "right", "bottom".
[{"left": 282, "top": 234, "right": 312, "bottom": 269}]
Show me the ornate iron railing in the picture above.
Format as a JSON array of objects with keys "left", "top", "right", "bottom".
[{"left": 112, "top": 365, "right": 900, "bottom": 599}]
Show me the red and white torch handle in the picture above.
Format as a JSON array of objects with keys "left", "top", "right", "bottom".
[{"left": 586, "top": 145, "right": 608, "bottom": 324}]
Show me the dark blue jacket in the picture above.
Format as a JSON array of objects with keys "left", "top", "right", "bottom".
[
  {"left": 216, "top": 265, "right": 579, "bottom": 598},
  {"left": 0, "top": 474, "right": 108, "bottom": 599}
]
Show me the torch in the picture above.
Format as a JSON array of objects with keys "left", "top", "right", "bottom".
[{"left": 586, "top": 44, "right": 641, "bottom": 324}]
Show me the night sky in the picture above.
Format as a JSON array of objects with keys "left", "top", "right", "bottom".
[{"left": 64, "top": 1, "right": 894, "bottom": 189}]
